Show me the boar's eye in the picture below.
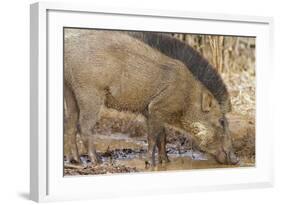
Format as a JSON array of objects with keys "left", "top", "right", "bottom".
[{"left": 219, "top": 118, "right": 225, "bottom": 127}]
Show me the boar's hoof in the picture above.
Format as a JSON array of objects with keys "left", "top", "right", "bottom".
[
  {"left": 144, "top": 160, "right": 156, "bottom": 168},
  {"left": 64, "top": 155, "right": 80, "bottom": 164},
  {"left": 158, "top": 155, "right": 170, "bottom": 164},
  {"left": 145, "top": 160, "right": 150, "bottom": 169},
  {"left": 70, "top": 158, "right": 80, "bottom": 164},
  {"left": 89, "top": 153, "right": 102, "bottom": 165}
]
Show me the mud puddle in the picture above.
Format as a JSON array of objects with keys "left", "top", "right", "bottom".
[
  {"left": 64, "top": 131, "right": 252, "bottom": 176},
  {"left": 64, "top": 111, "right": 255, "bottom": 176}
]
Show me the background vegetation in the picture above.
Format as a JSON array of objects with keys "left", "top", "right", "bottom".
[{"left": 172, "top": 33, "right": 256, "bottom": 117}]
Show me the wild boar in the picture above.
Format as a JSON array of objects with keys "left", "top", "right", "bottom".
[{"left": 64, "top": 29, "right": 239, "bottom": 166}]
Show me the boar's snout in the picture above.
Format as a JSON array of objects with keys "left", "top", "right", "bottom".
[{"left": 215, "top": 148, "right": 239, "bottom": 165}]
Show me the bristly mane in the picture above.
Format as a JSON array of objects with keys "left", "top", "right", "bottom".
[{"left": 128, "top": 32, "right": 231, "bottom": 113}]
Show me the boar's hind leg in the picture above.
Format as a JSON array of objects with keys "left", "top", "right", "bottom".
[
  {"left": 76, "top": 88, "right": 103, "bottom": 164},
  {"left": 64, "top": 84, "right": 79, "bottom": 163}
]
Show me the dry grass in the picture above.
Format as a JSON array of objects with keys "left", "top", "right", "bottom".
[{"left": 222, "top": 71, "right": 255, "bottom": 116}]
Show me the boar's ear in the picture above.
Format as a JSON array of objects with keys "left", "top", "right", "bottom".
[{"left": 201, "top": 91, "right": 213, "bottom": 112}]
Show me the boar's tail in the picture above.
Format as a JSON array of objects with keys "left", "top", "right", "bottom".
[{"left": 127, "top": 31, "right": 231, "bottom": 113}]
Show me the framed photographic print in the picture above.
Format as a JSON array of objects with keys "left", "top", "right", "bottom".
[{"left": 30, "top": 2, "right": 274, "bottom": 202}]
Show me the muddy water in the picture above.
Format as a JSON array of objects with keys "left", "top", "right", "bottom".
[
  {"left": 64, "top": 131, "right": 253, "bottom": 176},
  {"left": 119, "top": 156, "right": 240, "bottom": 172}
]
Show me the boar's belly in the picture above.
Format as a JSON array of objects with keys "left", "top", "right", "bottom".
[{"left": 104, "top": 84, "right": 154, "bottom": 113}]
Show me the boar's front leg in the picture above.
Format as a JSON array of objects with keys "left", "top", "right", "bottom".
[
  {"left": 157, "top": 130, "right": 170, "bottom": 164},
  {"left": 146, "top": 118, "right": 164, "bottom": 167},
  {"left": 146, "top": 91, "right": 170, "bottom": 166},
  {"left": 147, "top": 127, "right": 169, "bottom": 165},
  {"left": 75, "top": 88, "right": 103, "bottom": 164}
]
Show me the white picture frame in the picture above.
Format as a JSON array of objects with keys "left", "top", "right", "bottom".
[{"left": 30, "top": 1, "right": 274, "bottom": 202}]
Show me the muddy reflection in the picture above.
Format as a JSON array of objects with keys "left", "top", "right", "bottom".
[{"left": 115, "top": 154, "right": 240, "bottom": 173}]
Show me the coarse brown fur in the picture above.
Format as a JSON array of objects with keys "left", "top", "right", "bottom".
[
  {"left": 63, "top": 29, "right": 238, "bottom": 166},
  {"left": 128, "top": 32, "right": 231, "bottom": 113}
]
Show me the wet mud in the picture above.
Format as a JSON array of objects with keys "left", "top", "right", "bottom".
[{"left": 64, "top": 109, "right": 255, "bottom": 176}]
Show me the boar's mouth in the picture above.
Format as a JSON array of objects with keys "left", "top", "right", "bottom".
[{"left": 215, "top": 148, "right": 239, "bottom": 165}]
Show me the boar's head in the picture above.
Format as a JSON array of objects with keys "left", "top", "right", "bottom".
[{"left": 181, "top": 89, "right": 239, "bottom": 165}]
